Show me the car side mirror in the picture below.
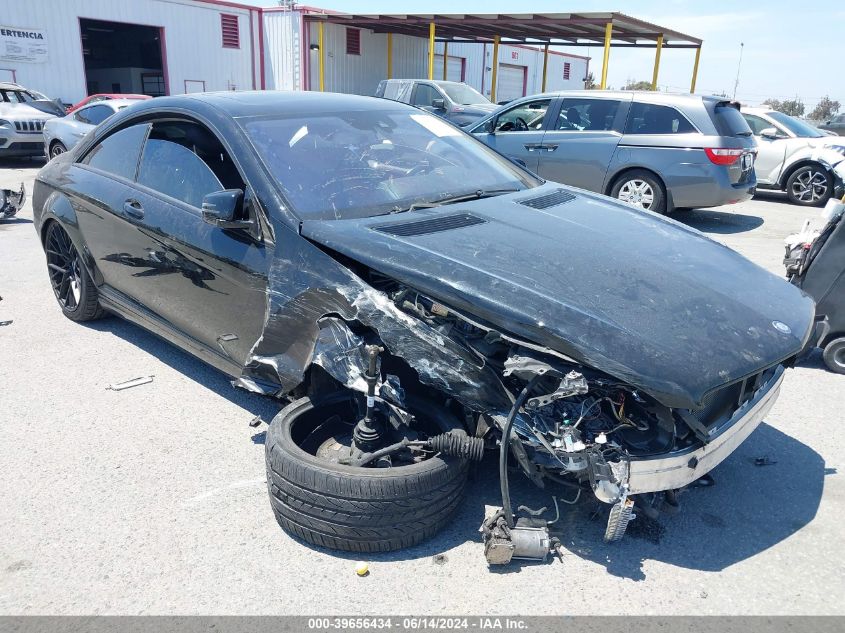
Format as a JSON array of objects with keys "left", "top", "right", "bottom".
[
  {"left": 760, "top": 127, "right": 781, "bottom": 140},
  {"left": 432, "top": 98, "right": 446, "bottom": 110},
  {"left": 201, "top": 189, "right": 251, "bottom": 229}
]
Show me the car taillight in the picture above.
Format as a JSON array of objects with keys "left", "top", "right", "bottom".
[{"left": 705, "top": 148, "right": 744, "bottom": 165}]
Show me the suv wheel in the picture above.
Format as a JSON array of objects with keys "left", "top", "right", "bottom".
[
  {"left": 611, "top": 170, "right": 667, "bottom": 214},
  {"left": 49, "top": 141, "right": 67, "bottom": 159},
  {"left": 786, "top": 165, "right": 832, "bottom": 206}
]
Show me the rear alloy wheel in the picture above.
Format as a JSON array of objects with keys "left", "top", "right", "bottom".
[
  {"left": 786, "top": 165, "right": 833, "bottom": 206},
  {"left": 611, "top": 170, "right": 667, "bottom": 214},
  {"left": 49, "top": 141, "right": 67, "bottom": 159},
  {"left": 265, "top": 391, "right": 470, "bottom": 552},
  {"left": 44, "top": 222, "right": 104, "bottom": 322},
  {"left": 822, "top": 337, "right": 845, "bottom": 374}
]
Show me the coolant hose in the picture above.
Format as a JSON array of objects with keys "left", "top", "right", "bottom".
[{"left": 500, "top": 375, "right": 542, "bottom": 528}]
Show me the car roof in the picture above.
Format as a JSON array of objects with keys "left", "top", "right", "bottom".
[
  {"left": 121, "top": 90, "right": 410, "bottom": 119},
  {"left": 740, "top": 106, "right": 774, "bottom": 115},
  {"left": 518, "top": 89, "right": 730, "bottom": 105},
  {"left": 0, "top": 82, "right": 26, "bottom": 90},
  {"left": 88, "top": 93, "right": 150, "bottom": 99}
]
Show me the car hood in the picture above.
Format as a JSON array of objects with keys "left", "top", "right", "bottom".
[
  {"left": 0, "top": 102, "right": 56, "bottom": 120},
  {"left": 300, "top": 185, "right": 815, "bottom": 408}
]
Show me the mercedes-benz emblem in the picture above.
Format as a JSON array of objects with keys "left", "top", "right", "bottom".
[{"left": 772, "top": 320, "right": 792, "bottom": 334}]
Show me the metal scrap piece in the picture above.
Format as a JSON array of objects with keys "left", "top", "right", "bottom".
[
  {"left": 106, "top": 375, "right": 154, "bottom": 391},
  {"left": 0, "top": 183, "right": 26, "bottom": 219}
]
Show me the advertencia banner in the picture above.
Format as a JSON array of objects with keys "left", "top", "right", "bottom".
[{"left": 0, "top": 25, "right": 48, "bottom": 63}]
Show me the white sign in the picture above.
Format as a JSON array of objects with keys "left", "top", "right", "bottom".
[{"left": 0, "top": 25, "right": 48, "bottom": 63}]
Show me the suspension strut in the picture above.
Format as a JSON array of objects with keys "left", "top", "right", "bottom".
[{"left": 353, "top": 345, "right": 385, "bottom": 452}]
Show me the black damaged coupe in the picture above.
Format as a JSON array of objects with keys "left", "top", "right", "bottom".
[{"left": 33, "top": 91, "right": 815, "bottom": 563}]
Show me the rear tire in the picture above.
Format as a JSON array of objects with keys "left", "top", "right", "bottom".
[
  {"left": 611, "top": 169, "right": 667, "bottom": 214},
  {"left": 822, "top": 337, "right": 845, "bottom": 374},
  {"left": 786, "top": 165, "right": 833, "bottom": 207},
  {"left": 265, "top": 391, "right": 469, "bottom": 553},
  {"left": 44, "top": 222, "right": 105, "bottom": 322}
]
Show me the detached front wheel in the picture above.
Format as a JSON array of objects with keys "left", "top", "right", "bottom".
[{"left": 265, "top": 391, "right": 470, "bottom": 552}]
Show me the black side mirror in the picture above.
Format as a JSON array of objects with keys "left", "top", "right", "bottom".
[
  {"left": 432, "top": 98, "right": 446, "bottom": 110},
  {"left": 201, "top": 189, "right": 251, "bottom": 229}
]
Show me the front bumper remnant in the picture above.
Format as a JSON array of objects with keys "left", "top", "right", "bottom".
[
  {"left": 0, "top": 183, "right": 26, "bottom": 219},
  {"left": 622, "top": 365, "right": 785, "bottom": 494}
]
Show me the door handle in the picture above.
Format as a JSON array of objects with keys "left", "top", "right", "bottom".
[
  {"left": 543, "top": 144, "right": 559, "bottom": 152},
  {"left": 523, "top": 143, "right": 543, "bottom": 151},
  {"left": 123, "top": 199, "right": 144, "bottom": 219}
]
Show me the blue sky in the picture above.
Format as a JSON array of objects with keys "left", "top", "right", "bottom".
[{"left": 258, "top": 0, "right": 844, "bottom": 114}]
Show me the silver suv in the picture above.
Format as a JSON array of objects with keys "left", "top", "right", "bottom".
[
  {"left": 0, "top": 82, "right": 62, "bottom": 159},
  {"left": 469, "top": 91, "right": 757, "bottom": 214}
]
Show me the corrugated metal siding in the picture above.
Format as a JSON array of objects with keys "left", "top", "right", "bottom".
[
  {"left": 263, "top": 10, "right": 303, "bottom": 91},
  {"left": 307, "top": 22, "right": 427, "bottom": 96},
  {"left": 1, "top": 0, "right": 257, "bottom": 103}
]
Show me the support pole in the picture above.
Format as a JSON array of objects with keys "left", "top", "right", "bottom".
[
  {"left": 651, "top": 34, "right": 663, "bottom": 90},
  {"left": 428, "top": 22, "right": 435, "bottom": 80},
  {"left": 541, "top": 43, "right": 549, "bottom": 92},
  {"left": 318, "top": 21, "right": 325, "bottom": 92},
  {"left": 386, "top": 33, "right": 392, "bottom": 79},
  {"left": 442, "top": 41, "right": 448, "bottom": 80},
  {"left": 600, "top": 22, "right": 612, "bottom": 90},
  {"left": 490, "top": 34, "right": 500, "bottom": 103},
  {"left": 690, "top": 45, "right": 702, "bottom": 93}
]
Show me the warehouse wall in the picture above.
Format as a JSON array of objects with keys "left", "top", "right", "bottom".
[{"left": 1, "top": 0, "right": 260, "bottom": 103}]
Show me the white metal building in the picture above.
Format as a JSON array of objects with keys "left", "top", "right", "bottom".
[
  {"left": 1, "top": 0, "right": 262, "bottom": 104},
  {"left": 261, "top": 7, "right": 590, "bottom": 99},
  {"left": 2, "top": 4, "right": 701, "bottom": 106}
]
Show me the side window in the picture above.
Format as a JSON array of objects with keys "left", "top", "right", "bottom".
[
  {"left": 742, "top": 114, "right": 771, "bottom": 136},
  {"left": 76, "top": 104, "right": 113, "bottom": 126},
  {"left": 556, "top": 98, "right": 621, "bottom": 131},
  {"left": 491, "top": 99, "right": 551, "bottom": 133},
  {"left": 411, "top": 84, "right": 439, "bottom": 107},
  {"left": 625, "top": 102, "right": 696, "bottom": 134},
  {"left": 136, "top": 120, "right": 244, "bottom": 209},
  {"left": 80, "top": 123, "right": 149, "bottom": 181}
]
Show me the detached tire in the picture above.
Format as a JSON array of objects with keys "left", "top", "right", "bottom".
[
  {"left": 265, "top": 392, "right": 469, "bottom": 552},
  {"left": 822, "top": 337, "right": 845, "bottom": 374}
]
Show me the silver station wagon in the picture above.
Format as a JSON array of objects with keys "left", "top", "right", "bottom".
[{"left": 470, "top": 90, "right": 757, "bottom": 214}]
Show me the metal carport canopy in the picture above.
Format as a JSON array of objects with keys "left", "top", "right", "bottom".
[{"left": 305, "top": 12, "right": 704, "bottom": 99}]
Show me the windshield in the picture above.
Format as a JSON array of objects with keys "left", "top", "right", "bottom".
[
  {"left": 0, "top": 89, "right": 36, "bottom": 104},
  {"left": 767, "top": 111, "right": 825, "bottom": 138},
  {"left": 241, "top": 109, "right": 539, "bottom": 220},
  {"left": 440, "top": 83, "right": 488, "bottom": 105}
]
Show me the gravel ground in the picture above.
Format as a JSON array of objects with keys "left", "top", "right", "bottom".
[{"left": 1, "top": 159, "right": 843, "bottom": 615}]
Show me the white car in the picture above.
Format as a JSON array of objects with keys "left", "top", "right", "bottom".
[
  {"left": 42, "top": 99, "right": 136, "bottom": 159},
  {"left": 742, "top": 107, "right": 845, "bottom": 206},
  {"left": 0, "top": 82, "right": 63, "bottom": 159}
]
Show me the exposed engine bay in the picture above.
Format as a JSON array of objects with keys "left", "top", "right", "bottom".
[{"left": 302, "top": 272, "right": 785, "bottom": 564}]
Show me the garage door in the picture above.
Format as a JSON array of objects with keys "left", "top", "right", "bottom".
[
  {"left": 433, "top": 55, "right": 464, "bottom": 82},
  {"left": 496, "top": 64, "right": 526, "bottom": 103}
]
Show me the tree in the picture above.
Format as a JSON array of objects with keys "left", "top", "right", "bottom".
[
  {"left": 763, "top": 97, "right": 805, "bottom": 117},
  {"left": 583, "top": 71, "right": 597, "bottom": 90},
  {"left": 809, "top": 96, "right": 841, "bottom": 122},
  {"left": 622, "top": 79, "right": 655, "bottom": 91}
]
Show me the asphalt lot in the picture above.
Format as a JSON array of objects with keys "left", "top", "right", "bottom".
[{"left": 1, "top": 158, "right": 843, "bottom": 615}]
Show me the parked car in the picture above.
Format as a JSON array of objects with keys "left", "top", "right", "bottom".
[
  {"left": 741, "top": 107, "right": 845, "bottom": 206},
  {"left": 0, "top": 82, "right": 63, "bottom": 158},
  {"left": 66, "top": 93, "right": 151, "bottom": 114},
  {"left": 469, "top": 91, "right": 757, "bottom": 214},
  {"left": 33, "top": 92, "right": 813, "bottom": 561},
  {"left": 43, "top": 99, "right": 138, "bottom": 159},
  {"left": 819, "top": 113, "right": 845, "bottom": 136},
  {"left": 375, "top": 79, "right": 496, "bottom": 127}
]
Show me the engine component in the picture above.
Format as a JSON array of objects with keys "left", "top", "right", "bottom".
[
  {"left": 481, "top": 512, "right": 555, "bottom": 565},
  {"left": 526, "top": 371, "right": 589, "bottom": 409},
  {"left": 352, "top": 345, "right": 386, "bottom": 451},
  {"left": 604, "top": 495, "right": 636, "bottom": 543},
  {"left": 427, "top": 432, "right": 485, "bottom": 461},
  {"left": 0, "top": 184, "right": 25, "bottom": 219}
]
